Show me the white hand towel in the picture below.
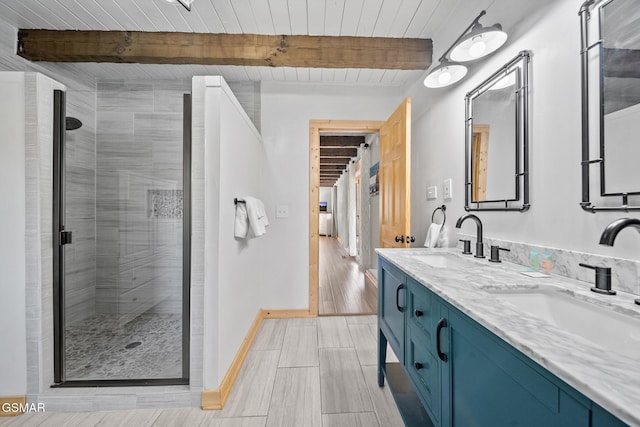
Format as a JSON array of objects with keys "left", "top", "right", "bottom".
[
  {"left": 436, "top": 225, "right": 448, "bottom": 248},
  {"left": 234, "top": 203, "right": 249, "bottom": 238},
  {"left": 244, "top": 196, "right": 269, "bottom": 237},
  {"left": 424, "top": 223, "right": 442, "bottom": 248}
]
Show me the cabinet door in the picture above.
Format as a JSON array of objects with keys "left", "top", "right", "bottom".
[
  {"left": 592, "top": 404, "right": 629, "bottom": 427},
  {"left": 378, "top": 259, "right": 406, "bottom": 362},
  {"left": 446, "top": 310, "right": 590, "bottom": 427}
]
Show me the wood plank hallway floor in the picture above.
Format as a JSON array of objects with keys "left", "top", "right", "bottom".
[
  {"left": 0, "top": 316, "right": 403, "bottom": 427},
  {"left": 319, "top": 237, "right": 377, "bottom": 316}
]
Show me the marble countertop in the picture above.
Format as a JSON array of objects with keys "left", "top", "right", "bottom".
[{"left": 376, "top": 248, "right": 640, "bottom": 426}]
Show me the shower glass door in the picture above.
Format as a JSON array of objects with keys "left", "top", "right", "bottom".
[{"left": 53, "top": 87, "right": 190, "bottom": 385}]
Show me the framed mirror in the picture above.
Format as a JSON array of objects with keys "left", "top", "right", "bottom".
[
  {"left": 464, "top": 50, "right": 530, "bottom": 212},
  {"left": 580, "top": 0, "right": 640, "bottom": 212}
]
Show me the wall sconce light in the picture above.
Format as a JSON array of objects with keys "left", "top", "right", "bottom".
[
  {"left": 424, "top": 10, "right": 507, "bottom": 89},
  {"left": 423, "top": 59, "right": 468, "bottom": 88}
]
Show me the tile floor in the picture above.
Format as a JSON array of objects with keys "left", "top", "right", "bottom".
[{"left": 1, "top": 315, "right": 404, "bottom": 426}]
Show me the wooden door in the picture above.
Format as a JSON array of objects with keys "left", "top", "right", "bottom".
[
  {"left": 379, "top": 98, "right": 411, "bottom": 248},
  {"left": 472, "top": 124, "right": 489, "bottom": 202}
]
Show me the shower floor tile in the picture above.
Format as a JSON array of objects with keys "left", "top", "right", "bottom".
[{"left": 65, "top": 313, "right": 183, "bottom": 380}]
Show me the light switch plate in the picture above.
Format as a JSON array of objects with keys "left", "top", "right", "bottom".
[
  {"left": 427, "top": 185, "right": 437, "bottom": 200},
  {"left": 443, "top": 179, "right": 453, "bottom": 200},
  {"left": 276, "top": 205, "right": 289, "bottom": 218}
]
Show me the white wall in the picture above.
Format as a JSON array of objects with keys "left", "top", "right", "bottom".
[
  {"left": 0, "top": 72, "right": 27, "bottom": 397},
  {"left": 407, "top": 0, "right": 640, "bottom": 263},
  {"left": 368, "top": 134, "right": 381, "bottom": 271},
  {"left": 194, "top": 76, "right": 264, "bottom": 388},
  {"left": 336, "top": 169, "right": 350, "bottom": 250},
  {"left": 217, "top": 81, "right": 264, "bottom": 380},
  {"left": 260, "top": 83, "right": 402, "bottom": 309}
]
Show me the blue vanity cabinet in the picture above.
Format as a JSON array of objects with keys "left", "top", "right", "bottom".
[
  {"left": 378, "top": 258, "right": 407, "bottom": 372},
  {"left": 445, "top": 307, "right": 591, "bottom": 427},
  {"left": 377, "top": 256, "right": 625, "bottom": 427},
  {"left": 591, "top": 405, "right": 629, "bottom": 427}
]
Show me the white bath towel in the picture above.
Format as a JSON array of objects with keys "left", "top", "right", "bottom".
[
  {"left": 424, "top": 223, "right": 442, "bottom": 248},
  {"left": 244, "top": 196, "right": 269, "bottom": 237},
  {"left": 234, "top": 202, "right": 249, "bottom": 238}
]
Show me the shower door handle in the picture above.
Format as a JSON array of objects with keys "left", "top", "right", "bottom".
[{"left": 60, "top": 230, "right": 73, "bottom": 245}]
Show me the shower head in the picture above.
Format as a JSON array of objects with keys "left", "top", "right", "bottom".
[{"left": 65, "top": 117, "right": 82, "bottom": 131}]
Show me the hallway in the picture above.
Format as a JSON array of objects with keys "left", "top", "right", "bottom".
[{"left": 319, "top": 237, "right": 377, "bottom": 316}]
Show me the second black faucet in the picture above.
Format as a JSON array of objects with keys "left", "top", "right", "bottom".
[{"left": 455, "top": 213, "right": 484, "bottom": 258}]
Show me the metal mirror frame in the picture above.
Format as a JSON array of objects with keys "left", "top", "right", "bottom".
[
  {"left": 464, "top": 50, "right": 530, "bottom": 212},
  {"left": 579, "top": 0, "right": 640, "bottom": 212}
]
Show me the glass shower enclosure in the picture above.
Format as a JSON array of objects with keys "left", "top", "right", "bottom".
[{"left": 52, "top": 88, "right": 190, "bottom": 385}]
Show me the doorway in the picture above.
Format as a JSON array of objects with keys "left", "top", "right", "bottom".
[
  {"left": 309, "top": 121, "right": 383, "bottom": 316},
  {"left": 317, "top": 135, "right": 379, "bottom": 316},
  {"left": 309, "top": 99, "right": 412, "bottom": 316},
  {"left": 52, "top": 89, "right": 190, "bottom": 386}
]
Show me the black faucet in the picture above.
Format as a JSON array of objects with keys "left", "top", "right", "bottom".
[
  {"left": 455, "top": 214, "right": 484, "bottom": 258},
  {"left": 599, "top": 218, "right": 640, "bottom": 246},
  {"left": 599, "top": 218, "right": 640, "bottom": 305}
]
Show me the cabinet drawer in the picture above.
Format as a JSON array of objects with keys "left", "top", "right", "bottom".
[
  {"left": 407, "top": 278, "right": 439, "bottom": 347},
  {"left": 407, "top": 323, "right": 442, "bottom": 425}
]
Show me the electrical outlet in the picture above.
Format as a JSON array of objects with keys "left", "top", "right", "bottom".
[
  {"left": 427, "top": 186, "right": 437, "bottom": 200},
  {"left": 276, "top": 205, "right": 289, "bottom": 218},
  {"left": 443, "top": 179, "right": 453, "bottom": 199}
]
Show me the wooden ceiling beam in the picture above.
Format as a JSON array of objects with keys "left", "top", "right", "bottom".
[
  {"left": 320, "top": 157, "right": 351, "bottom": 165},
  {"left": 17, "top": 29, "right": 432, "bottom": 70},
  {"left": 320, "top": 148, "right": 357, "bottom": 157},
  {"left": 320, "top": 136, "right": 365, "bottom": 147},
  {"left": 320, "top": 165, "right": 348, "bottom": 171}
]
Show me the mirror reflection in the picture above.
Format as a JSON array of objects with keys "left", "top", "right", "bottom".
[
  {"left": 471, "top": 71, "right": 517, "bottom": 202},
  {"left": 464, "top": 50, "right": 529, "bottom": 212},
  {"left": 601, "top": 0, "right": 640, "bottom": 194}
]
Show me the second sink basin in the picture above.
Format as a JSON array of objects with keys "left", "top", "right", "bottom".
[
  {"left": 492, "top": 288, "right": 640, "bottom": 359},
  {"left": 410, "top": 253, "right": 476, "bottom": 269}
]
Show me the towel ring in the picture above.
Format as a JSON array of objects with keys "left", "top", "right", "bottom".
[{"left": 431, "top": 205, "right": 446, "bottom": 226}]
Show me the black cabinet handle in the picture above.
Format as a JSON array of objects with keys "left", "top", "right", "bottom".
[
  {"left": 436, "top": 318, "right": 448, "bottom": 362},
  {"left": 414, "top": 362, "right": 423, "bottom": 370},
  {"left": 414, "top": 309, "right": 423, "bottom": 317},
  {"left": 395, "top": 283, "right": 405, "bottom": 312}
]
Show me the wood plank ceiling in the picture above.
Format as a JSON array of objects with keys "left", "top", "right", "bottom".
[
  {"left": 0, "top": 0, "right": 474, "bottom": 85},
  {"left": 320, "top": 135, "right": 364, "bottom": 187}
]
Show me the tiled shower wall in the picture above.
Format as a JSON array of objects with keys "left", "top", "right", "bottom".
[
  {"left": 95, "top": 80, "right": 189, "bottom": 315},
  {"left": 64, "top": 90, "right": 97, "bottom": 325}
]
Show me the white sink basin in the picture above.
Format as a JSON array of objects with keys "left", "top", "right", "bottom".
[
  {"left": 410, "top": 253, "right": 475, "bottom": 269},
  {"left": 493, "top": 288, "right": 640, "bottom": 358}
]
